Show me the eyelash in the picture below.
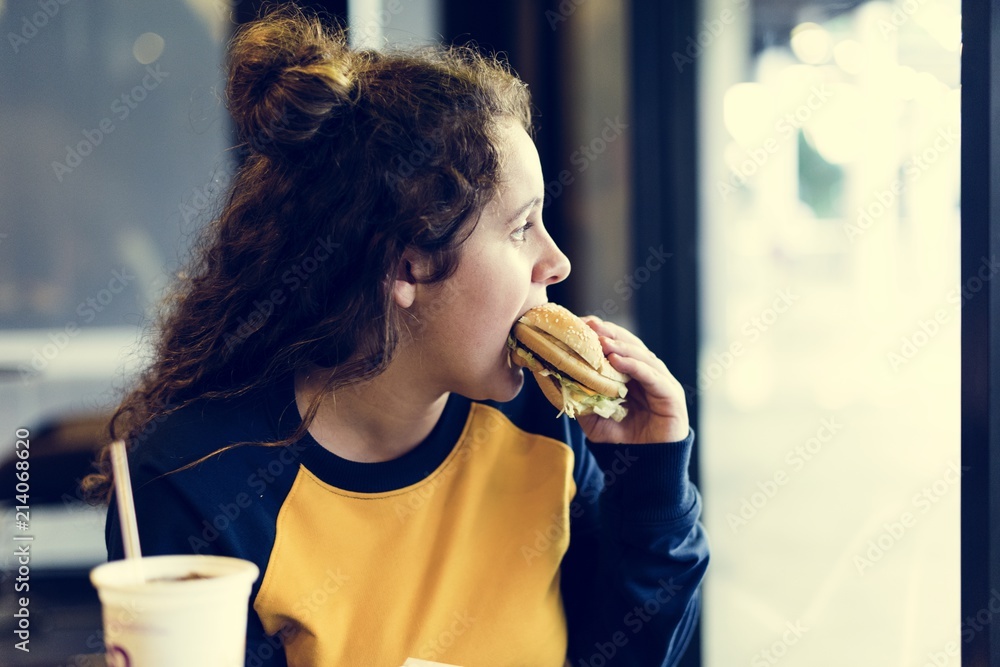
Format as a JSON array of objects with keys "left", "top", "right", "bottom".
[{"left": 512, "top": 221, "right": 535, "bottom": 242}]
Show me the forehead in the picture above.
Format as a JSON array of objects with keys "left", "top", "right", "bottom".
[{"left": 487, "top": 121, "right": 544, "bottom": 214}]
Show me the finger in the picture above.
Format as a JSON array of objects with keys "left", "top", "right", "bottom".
[
  {"left": 581, "top": 315, "right": 603, "bottom": 334},
  {"left": 588, "top": 317, "right": 645, "bottom": 347},
  {"left": 601, "top": 336, "right": 668, "bottom": 374},
  {"left": 607, "top": 352, "right": 674, "bottom": 398}
]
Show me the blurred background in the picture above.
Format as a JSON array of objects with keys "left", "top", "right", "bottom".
[{"left": 0, "top": 0, "right": 965, "bottom": 665}]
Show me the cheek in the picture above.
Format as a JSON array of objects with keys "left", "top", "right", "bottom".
[
  {"left": 454, "top": 282, "right": 523, "bottom": 345},
  {"left": 467, "top": 254, "right": 525, "bottom": 300},
  {"left": 487, "top": 267, "right": 530, "bottom": 316},
  {"left": 448, "top": 247, "right": 532, "bottom": 331}
]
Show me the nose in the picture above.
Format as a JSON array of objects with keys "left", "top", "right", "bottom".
[{"left": 534, "top": 231, "right": 571, "bottom": 286}]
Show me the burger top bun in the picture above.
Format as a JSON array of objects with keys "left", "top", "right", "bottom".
[
  {"left": 514, "top": 303, "right": 632, "bottom": 384},
  {"left": 514, "top": 303, "right": 631, "bottom": 388},
  {"left": 518, "top": 303, "right": 604, "bottom": 370}
]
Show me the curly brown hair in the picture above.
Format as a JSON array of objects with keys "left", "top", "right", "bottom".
[{"left": 82, "top": 5, "right": 532, "bottom": 503}]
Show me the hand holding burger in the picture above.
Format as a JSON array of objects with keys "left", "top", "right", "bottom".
[{"left": 509, "top": 303, "right": 690, "bottom": 444}]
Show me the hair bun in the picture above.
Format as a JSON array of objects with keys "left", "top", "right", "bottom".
[{"left": 226, "top": 10, "right": 353, "bottom": 158}]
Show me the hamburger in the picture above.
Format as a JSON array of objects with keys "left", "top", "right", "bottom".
[{"left": 507, "top": 303, "right": 630, "bottom": 421}]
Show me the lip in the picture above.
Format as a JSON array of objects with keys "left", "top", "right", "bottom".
[{"left": 505, "top": 301, "right": 547, "bottom": 369}]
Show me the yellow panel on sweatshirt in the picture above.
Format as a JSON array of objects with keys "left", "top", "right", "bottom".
[{"left": 254, "top": 402, "right": 577, "bottom": 667}]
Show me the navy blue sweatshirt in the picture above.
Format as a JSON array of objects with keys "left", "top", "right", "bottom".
[{"left": 106, "top": 372, "right": 708, "bottom": 666}]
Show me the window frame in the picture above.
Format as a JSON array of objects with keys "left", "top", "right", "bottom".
[{"left": 960, "top": 0, "right": 1000, "bottom": 663}]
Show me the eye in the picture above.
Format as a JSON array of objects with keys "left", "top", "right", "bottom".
[{"left": 511, "top": 221, "right": 535, "bottom": 242}]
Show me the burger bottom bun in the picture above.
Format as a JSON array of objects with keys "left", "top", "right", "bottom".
[
  {"left": 529, "top": 370, "right": 619, "bottom": 419},
  {"left": 530, "top": 370, "right": 566, "bottom": 412}
]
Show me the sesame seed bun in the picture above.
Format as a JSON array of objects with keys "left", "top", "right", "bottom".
[{"left": 510, "top": 303, "right": 630, "bottom": 419}]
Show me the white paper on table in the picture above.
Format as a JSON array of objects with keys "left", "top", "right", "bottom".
[{"left": 401, "top": 659, "right": 464, "bottom": 667}]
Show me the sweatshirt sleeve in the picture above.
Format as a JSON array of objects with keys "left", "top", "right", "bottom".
[{"left": 559, "top": 426, "right": 709, "bottom": 667}]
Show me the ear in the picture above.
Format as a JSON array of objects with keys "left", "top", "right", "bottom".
[{"left": 392, "top": 249, "right": 428, "bottom": 310}]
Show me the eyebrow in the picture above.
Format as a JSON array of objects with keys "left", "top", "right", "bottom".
[{"left": 505, "top": 196, "right": 543, "bottom": 226}]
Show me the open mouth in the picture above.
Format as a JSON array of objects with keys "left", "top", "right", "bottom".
[{"left": 506, "top": 304, "right": 543, "bottom": 367}]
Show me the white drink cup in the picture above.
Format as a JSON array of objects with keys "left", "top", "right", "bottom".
[{"left": 90, "top": 554, "right": 260, "bottom": 666}]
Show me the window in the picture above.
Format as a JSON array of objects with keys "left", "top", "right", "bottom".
[
  {"left": 698, "top": 0, "right": 961, "bottom": 663},
  {"left": 0, "top": 1, "right": 231, "bottom": 424}
]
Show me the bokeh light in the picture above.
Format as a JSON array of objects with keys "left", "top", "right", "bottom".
[
  {"left": 791, "top": 21, "right": 833, "bottom": 64},
  {"left": 132, "top": 32, "right": 165, "bottom": 65}
]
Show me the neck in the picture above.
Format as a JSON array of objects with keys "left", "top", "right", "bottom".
[{"left": 294, "top": 354, "right": 449, "bottom": 463}]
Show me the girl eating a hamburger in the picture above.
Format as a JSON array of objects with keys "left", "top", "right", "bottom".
[{"left": 86, "top": 6, "right": 708, "bottom": 665}]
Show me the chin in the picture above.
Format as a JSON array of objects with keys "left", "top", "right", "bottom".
[
  {"left": 496, "top": 368, "right": 526, "bottom": 402},
  {"left": 462, "top": 365, "right": 525, "bottom": 403}
]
